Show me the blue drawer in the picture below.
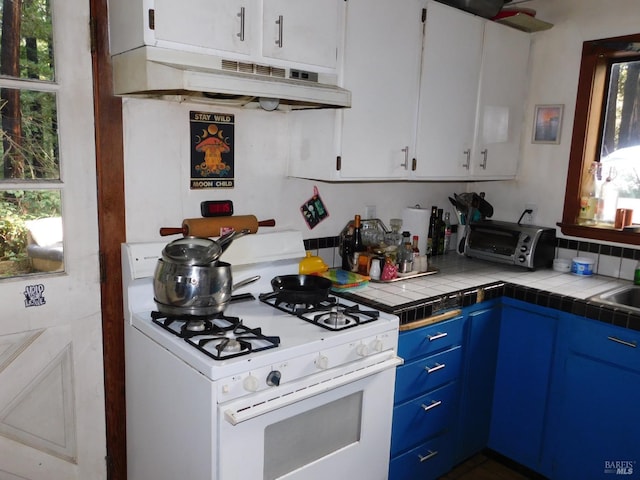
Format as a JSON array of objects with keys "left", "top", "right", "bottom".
[
  {"left": 394, "top": 345, "right": 462, "bottom": 404},
  {"left": 389, "top": 431, "right": 454, "bottom": 480},
  {"left": 391, "top": 382, "right": 458, "bottom": 456},
  {"left": 399, "top": 316, "right": 464, "bottom": 361}
]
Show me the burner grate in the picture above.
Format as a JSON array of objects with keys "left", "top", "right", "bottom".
[{"left": 150, "top": 311, "right": 280, "bottom": 360}]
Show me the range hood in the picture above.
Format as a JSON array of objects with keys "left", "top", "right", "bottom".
[{"left": 111, "top": 46, "right": 352, "bottom": 110}]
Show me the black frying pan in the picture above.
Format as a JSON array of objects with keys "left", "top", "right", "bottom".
[{"left": 270, "top": 274, "right": 332, "bottom": 304}]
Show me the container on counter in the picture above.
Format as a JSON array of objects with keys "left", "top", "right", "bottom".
[{"left": 571, "top": 257, "right": 594, "bottom": 276}]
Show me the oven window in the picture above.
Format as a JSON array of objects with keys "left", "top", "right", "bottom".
[
  {"left": 468, "top": 228, "right": 519, "bottom": 255},
  {"left": 263, "top": 391, "right": 363, "bottom": 480}
]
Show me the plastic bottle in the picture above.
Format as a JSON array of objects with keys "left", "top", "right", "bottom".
[
  {"left": 411, "top": 235, "right": 420, "bottom": 259},
  {"left": 443, "top": 212, "right": 452, "bottom": 254}
]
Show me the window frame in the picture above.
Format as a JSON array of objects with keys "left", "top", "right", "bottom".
[{"left": 559, "top": 32, "right": 640, "bottom": 245}]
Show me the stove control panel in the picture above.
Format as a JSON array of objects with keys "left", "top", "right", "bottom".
[{"left": 217, "top": 330, "right": 398, "bottom": 402}]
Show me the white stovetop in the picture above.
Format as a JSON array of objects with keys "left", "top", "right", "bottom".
[{"left": 351, "top": 254, "right": 630, "bottom": 308}]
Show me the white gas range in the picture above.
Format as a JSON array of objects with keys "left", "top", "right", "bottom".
[{"left": 122, "top": 230, "right": 401, "bottom": 480}]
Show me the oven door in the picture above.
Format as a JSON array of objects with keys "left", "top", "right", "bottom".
[{"left": 218, "top": 357, "right": 400, "bottom": 480}]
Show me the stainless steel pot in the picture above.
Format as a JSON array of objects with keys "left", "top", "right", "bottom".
[{"left": 153, "top": 259, "right": 259, "bottom": 316}]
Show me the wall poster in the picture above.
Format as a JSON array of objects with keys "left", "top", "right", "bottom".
[{"left": 190, "top": 111, "right": 235, "bottom": 189}]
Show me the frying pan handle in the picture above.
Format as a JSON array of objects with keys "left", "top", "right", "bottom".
[{"left": 159, "top": 227, "right": 187, "bottom": 236}]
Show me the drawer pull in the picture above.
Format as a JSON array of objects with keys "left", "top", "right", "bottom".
[
  {"left": 427, "top": 332, "right": 447, "bottom": 342},
  {"left": 607, "top": 336, "right": 637, "bottom": 348},
  {"left": 425, "top": 362, "right": 446, "bottom": 374},
  {"left": 421, "top": 400, "right": 442, "bottom": 412},
  {"left": 418, "top": 450, "right": 439, "bottom": 463}
]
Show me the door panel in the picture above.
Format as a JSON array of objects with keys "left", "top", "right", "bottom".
[{"left": 0, "top": 0, "right": 106, "bottom": 477}]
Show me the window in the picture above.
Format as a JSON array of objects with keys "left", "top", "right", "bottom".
[
  {"left": 0, "top": 0, "right": 63, "bottom": 277},
  {"left": 560, "top": 33, "right": 640, "bottom": 245}
]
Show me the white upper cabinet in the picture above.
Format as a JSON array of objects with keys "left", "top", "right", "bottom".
[
  {"left": 337, "top": 0, "right": 424, "bottom": 179},
  {"left": 151, "top": 0, "right": 255, "bottom": 56},
  {"left": 471, "top": 20, "right": 530, "bottom": 179},
  {"left": 262, "top": 0, "right": 342, "bottom": 69},
  {"left": 413, "top": 1, "right": 530, "bottom": 180},
  {"left": 413, "top": 1, "right": 484, "bottom": 179},
  {"left": 108, "top": 0, "right": 344, "bottom": 72},
  {"left": 287, "top": 0, "right": 424, "bottom": 181}
]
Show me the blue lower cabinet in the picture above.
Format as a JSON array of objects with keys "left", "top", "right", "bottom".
[
  {"left": 488, "top": 300, "right": 557, "bottom": 477},
  {"left": 389, "top": 433, "right": 454, "bottom": 480},
  {"left": 391, "top": 382, "right": 458, "bottom": 457},
  {"left": 550, "top": 314, "right": 640, "bottom": 479}
]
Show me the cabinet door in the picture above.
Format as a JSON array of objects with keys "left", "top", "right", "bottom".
[
  {"left": 470, "top": 21, "right": 530, "bottom": 179},
  {"left": 337, "top": 0, "right": 423, "bottom": 179},
  {"left": 413, "top": 1, "right": 483, "bottom": 180},
  {"left": 153, "top": 0, "right": 254, "bottom": 55},
  {"left": 262, "top": 0, "right": 342, "bottom": 69},
  {"left": 552, "top": 317, "right": 640, "bottom": 479},
  {"left": 455, "top": 306, "right": 501, "bottom": 464},
  {"left": 488, "top": 303, "right": 557, "bottom": 476}
]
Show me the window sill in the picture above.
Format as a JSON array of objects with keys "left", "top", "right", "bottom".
[{"left": 557, "top": 222, "right": 640, "bottom": 245}]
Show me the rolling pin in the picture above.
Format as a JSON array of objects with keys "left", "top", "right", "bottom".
[{"left": 160, "top": 216, "right": 276, "bottom": 237}]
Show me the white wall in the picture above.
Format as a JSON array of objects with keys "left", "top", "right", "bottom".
[
  {"left": 472, "top": 0, "right": 640, "bottom": 233},
  {"left": 123, "top": 0, "right": 640, "bottom": 244},
  {"left": 123, "top": 98, "right": 461, "bottom": 242}
]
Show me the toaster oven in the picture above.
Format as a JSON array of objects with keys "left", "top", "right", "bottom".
[{"left": 464, "top": 220, "right": 556, "bottom": 270}]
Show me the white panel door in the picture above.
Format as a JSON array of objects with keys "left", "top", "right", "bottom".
[
  {"left": 337, "top": 0, "right": 424, "bottom": 179},
  {"left": 154, "top": 0, "right": 256, "bottom": 56},
  {"left": 413, "top": 1, "right": 484, "bottom": 179},
  {"left": 471, "top": 20, "right": 530, "bottom": 179},
  {"left": 262, "top": 0, "right": 342, "bottom": 69},
  {"left": 0, "top": 0, "right": 106, "bottom": 478}
]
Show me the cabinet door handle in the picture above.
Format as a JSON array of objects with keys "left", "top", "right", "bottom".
[
  {"left": 275, "top": 15, "right": 283, "bottom": 47},
  {"left": 420, "top": 399, "right": 442, "bottom": 412},
  {"left": 480, "top": 149, "right": 488, "bottom": 169},
  {"left": 400, "top": 146, "right": 409, "bottom": 170},
  {"left": 425, "top": 362, "right": 445, "bottom": 374},
  {"left": 607, "top": 336, "right": 638, "bottom": 348},
  {"left": 237, "top": 7, "right": 245, "bottom": 41},
  {"left": 418, "top": 450, "right": 439, "bottom": 463},
  {"left": 427, "top": 332, "right": 447, "bottom": 341},
  {"left": 462, "top": 149, "right": 471, "bottom": 169}
]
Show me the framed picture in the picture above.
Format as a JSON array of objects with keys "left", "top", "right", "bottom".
[{"left": 532, "top": 104, "right": 564, "bottom": 144}]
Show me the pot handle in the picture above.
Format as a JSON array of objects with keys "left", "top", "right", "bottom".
[
  {"left": 218, "top": 228, "right": 251, "bottom": 253},
  {"left": 232, "top": 275, "right": 260, "bottom": 291}
]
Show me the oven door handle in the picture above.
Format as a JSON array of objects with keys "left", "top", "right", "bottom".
[{"left": 222, "top": 355, "right": 403, "bottom": 426}]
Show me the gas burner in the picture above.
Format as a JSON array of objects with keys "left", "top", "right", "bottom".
[
  {"left": 186, "top": 321, "right": 280, "bottom": 361},
  {"left": 259, "top": 293, "right": 338, "bottom": 315},
  {"left": 301, "top": 303, "right": 379, "bottom": 331},
  {"left": 151, "top": 311, "right": 280, "bottom": 360},
  {"left": 317, "top": 306, "right": 355, "bottom": 329}
]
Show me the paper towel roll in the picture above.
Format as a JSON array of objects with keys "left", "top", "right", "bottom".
[{"left": 401, "top": 206, "right": 430, "bottom": 254}]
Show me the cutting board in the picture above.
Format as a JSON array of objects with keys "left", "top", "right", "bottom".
[{"left": 317, "top": 268, "right": 370, "bottom": 290}]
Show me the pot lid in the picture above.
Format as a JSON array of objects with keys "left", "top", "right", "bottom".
[{"left": 162, "top": 236, "right": 221, "bottom": 265}]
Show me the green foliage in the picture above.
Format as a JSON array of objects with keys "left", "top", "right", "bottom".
[{"left": 0, "top": 189, "right": 61, "bottom": 261}]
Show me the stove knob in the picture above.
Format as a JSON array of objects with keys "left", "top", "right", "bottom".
[
  {"left": 356, "top": 343, "right": 370, "bottom": 357},
  {"left": 372, "top": 339, "right": 384, "bottom": 353},
  {"left": 243, "top": 374, "right": 259, "bottom": 392},
  {"left": 266, "top": 370, "right": 281, "bottom": 387},
  {"left": 316, "top": 355, "right": 329, "bottom": 370}
]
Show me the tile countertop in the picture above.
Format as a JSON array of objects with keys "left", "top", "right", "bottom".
[{"left": 335, "top": 254, "right": 640, "bottom": 331}]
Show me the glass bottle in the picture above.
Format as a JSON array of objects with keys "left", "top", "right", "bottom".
[
  {"left": 578, "top": 162, "right": 600, "bottom": 225},
  {"left": 443, "top": 212, "right": 452, "bottom": 254},
  {"left": 351, "top": 215, "right": 366, "bottom": 271},
  {"left": 411, "top": 235, "right": 420, "bottom": 259},
  {"left": 427, "top": 206, "right": 438, "bottom": 257},
  {"left": 437, "top": 208, "right": 445, "bottom": 255},
  {"left": 341, "top": 226, "right": 354, "bottom": 271}
]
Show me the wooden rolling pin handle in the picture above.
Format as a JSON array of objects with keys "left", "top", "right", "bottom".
[
  {"left": 258, "top": 219, "right": 276, "bottom": 227},
  {"left": 159, "top": 227, "right": 187, "bottom": 236}
]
